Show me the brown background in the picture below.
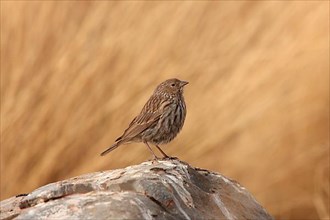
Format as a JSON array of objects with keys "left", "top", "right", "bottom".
[{"left": 1, "top": 2, "right": 329, "bottom": 219}]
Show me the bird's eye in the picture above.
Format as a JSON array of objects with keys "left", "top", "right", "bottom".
[{"left": 171, "top": 83, "right": 175, "bottom": 87}]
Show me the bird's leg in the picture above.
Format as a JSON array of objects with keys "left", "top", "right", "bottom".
[
  {"left": 155, "top": 145, "right": 171, "bottom": 159},
  {"left": 144, "top": 141, "right": 159, "bottom": 160}
]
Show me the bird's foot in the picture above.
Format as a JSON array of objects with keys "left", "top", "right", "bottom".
[
  {"left": 162, "top": 156, "right": 179, "bottom": 160},
  {"left": 148, "top": 155, "right": 161, "bottom": 163}
]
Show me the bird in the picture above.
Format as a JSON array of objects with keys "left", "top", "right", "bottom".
[{"left": 100, "top": 78, "right": 188, "bottom": 159}]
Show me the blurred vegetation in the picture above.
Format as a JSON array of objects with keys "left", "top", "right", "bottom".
[{"left": 1, "top": 1, "right": 329, "bottom": 219}]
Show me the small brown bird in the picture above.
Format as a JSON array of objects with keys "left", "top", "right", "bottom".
[{"left": 100, "top": 78, "right": 188, "bottom": 159}]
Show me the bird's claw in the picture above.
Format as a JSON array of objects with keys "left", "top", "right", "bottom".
[{"left": 162, "top": 156, "right": 178, "bottom": 160}]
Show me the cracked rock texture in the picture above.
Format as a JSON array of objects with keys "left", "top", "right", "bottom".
[{"left": 0, "top": 159, "right": 273, "bottom": 220}]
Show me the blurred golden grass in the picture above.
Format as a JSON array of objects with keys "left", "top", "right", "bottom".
[{"left": 1, "top": 1, "right": 329, "bottom": 219}]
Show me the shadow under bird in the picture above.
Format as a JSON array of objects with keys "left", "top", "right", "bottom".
[{"left": 100, "top": 78, "right": 188, "bottom": 159}]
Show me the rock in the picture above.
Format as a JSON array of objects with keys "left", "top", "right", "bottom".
[{"left": 0, "top": 159, "right": 273, "bottom": 220}]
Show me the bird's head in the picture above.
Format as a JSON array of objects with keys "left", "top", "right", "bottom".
[{"left": 155, "top": 78, "right": 189, "bottom": 96}]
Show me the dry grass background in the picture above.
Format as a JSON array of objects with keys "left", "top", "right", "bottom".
[{"left": 1, "top": 1, "right": 329, "bottom": 219}]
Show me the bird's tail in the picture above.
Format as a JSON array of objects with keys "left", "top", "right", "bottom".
[{"left": 100, "top": 141, "right": 121, "bottom": 156}]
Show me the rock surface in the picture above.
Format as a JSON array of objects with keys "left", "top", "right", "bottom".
[{"left": 1, "top": 159, "right": 273, "bottom": 220}]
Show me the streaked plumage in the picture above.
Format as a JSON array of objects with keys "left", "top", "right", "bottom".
[{"left": 100, "top": 78, "right": 188, "bottom": 159}]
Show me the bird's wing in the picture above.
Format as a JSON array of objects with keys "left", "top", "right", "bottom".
[
  {"left": 116, "top": 99, "right": 172, "bottom": 142},
  {"left": 118, "top": 111, "right": 161, "bottom": 141}
]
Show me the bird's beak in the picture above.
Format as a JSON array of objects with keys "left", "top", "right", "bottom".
[{"left": 180, "top": 81, "right": 189, "bottom": 87}]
